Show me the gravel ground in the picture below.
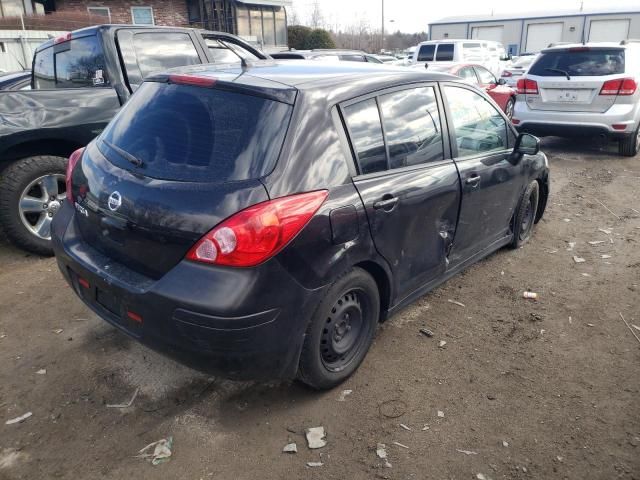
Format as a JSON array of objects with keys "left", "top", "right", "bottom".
[{"left": 0, "top": 137, "right": 639, "bottom": 480}]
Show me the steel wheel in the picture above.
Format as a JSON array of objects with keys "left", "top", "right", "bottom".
[
  {"left": 18, "top": 174, "right": 66, "bottom": 241},
  {"left": 519, "top": 193, "right": 535, "bottom": 242}
]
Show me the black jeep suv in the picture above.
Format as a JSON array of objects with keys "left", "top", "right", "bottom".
[{"left": 52, "top": 61, "right": 549, "bottom": 389}]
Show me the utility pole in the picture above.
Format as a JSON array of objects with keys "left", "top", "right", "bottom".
[{"left": 381, "top": 0, "right": 384, "bottom": 53}]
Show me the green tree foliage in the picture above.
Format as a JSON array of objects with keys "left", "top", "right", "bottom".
[
  {"left": 304, "top": 28, "right": 336, "bottom": 49},
  {"left": 287, "top": 25, "right": 312, "bottom": 50}
]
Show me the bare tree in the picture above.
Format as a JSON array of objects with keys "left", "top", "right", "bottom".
[
  {"left": 308, "top": 1, "right": 324, "bottom": 29},
  {"left": 286, "top": 6, "right": 300, "bottom": 26}
]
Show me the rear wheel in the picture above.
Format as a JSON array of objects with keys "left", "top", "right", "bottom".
[
  {"left": 504, "top": 97, "right": 515, "bottom": 121},
  {"left": 0, "top": 156, "right": 67, "bottom": 256},
  {"left": 510, "top": 180, "right": 539, "bottom": 249},
  {"left": 619, "top": 125, "right": 640, "bottom": 157},
  {"left": 297, "top": 268, "right": 379, "bottom": 390}
]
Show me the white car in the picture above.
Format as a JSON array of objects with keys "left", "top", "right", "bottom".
[
  {"left": 411, "top": 39, "right": 510, "bottom": 77},
  {"left": 500, "top": 54, "right": 538, "bottom": 87}
]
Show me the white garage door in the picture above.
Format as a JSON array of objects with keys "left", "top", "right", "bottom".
[
  {"left": 588, "top": 19, "right": 630, "bottom": 42},
  {"left": 525, "top": 22, "right": 563, "bottom": 53},
  {"left": 471, "top": 26, "right": 504, "bottom": 42}
]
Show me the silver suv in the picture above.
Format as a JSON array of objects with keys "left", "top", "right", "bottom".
[{"left": 512, "top": 42, "right": 640, "bottom": 156}]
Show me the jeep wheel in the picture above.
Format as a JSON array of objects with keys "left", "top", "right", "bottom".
[
  {"left": 0, "top": 156, "right": 67, "bottom": 256},
  {"left": 618, "top": 125, "right": 640, "bottom": 157}
]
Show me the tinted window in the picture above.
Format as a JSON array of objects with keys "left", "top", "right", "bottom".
[
  {"left": 417, "top": 44, "right": 435, "bottom": 62},
  {"left": 475, "top": 66, "right": 496, "bottom": 84},
  {"left": 34, "top": 36, "right": 107, "bottom": 89},
  {"left": 340, "top": 54, "right": 366, "bottom": 62},
  {"left": 343, "top": 99, "right": 387, "bottom": 174},
  {"left": 379, "top": 87, "right": 444, "bottom": 168},
  {"left": 444, "top": 86, "right": 508, "bottom": 158},
  {"left": 529, "top": 49, "right": 624, "bottom": 76},
  {"left": 436, "top": 44, "right": 454, "bottom": 61},
  {"left": 98, "top": 82, "right": 292, "bottom": 183},
  {"left": 133, "top": 32, "right": 200, "bottom": 78}
]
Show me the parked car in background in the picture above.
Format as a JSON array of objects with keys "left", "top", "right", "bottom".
[
  {"left": 513, "top": 42, "right": 640, "bottom": 157},
  {"left": 53, "top": 62, "right": 549, "bottom": 390},
  {"left": 412, "top": 39, "right": 511, "bottom": 77},
  {"left": 0, "top": 70, "right": 31, "bottom": 90},
  {"left": 427, "top": 63, "right": 517, "bottom": 119},
  {"left": 500, "top": 54, "right": 538, "bottom": 87},
  {"left": 271, "top": 49, "right": 383, "bottom": 63},
  {"left": 371, "top": 54, "right": 399, "bottom": 63},
  {"left": 0, "top": 24, "right": 267, "bottom": 256}
]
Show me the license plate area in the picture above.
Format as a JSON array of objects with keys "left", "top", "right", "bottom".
[
  {"left": 96, "top": 288, "right": 120, "bottom": 316},
  {"left": 554, "top": 89, "right": 579, "bottom": 102}
]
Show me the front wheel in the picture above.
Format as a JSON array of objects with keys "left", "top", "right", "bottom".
[
  {"left": 510, "top": 180, "right": 539, "bottom": 249},
  {"left": 618, "top": 125, "right": 640, "bottom": 157},
  {"left": 504, "top": 97, "right": 515, "bottom": 121},
  {"left": 0, "top": 156, "right": 68, "bottom": 256},
  {"left": 297, "top": 268, "right": 380, "bottom": 390}
]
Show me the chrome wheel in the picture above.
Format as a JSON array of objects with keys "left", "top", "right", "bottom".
[
  {"left": 505, "top": 98, "right": 515, "bottom": 120},
  {"left": 18, "top": 174, "right": 66, "bottom": 241}
]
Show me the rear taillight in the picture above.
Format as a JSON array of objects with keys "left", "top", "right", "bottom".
[
  {"left": 516, "top": 78, "right": 539, "bottom": 95},
  {"left": 501, "top": 71, "right": 513, "bottom": 77},
  {"left": 186, "top": 190, "right": 329, "bottom": 267},
  {"left": 65, "top": 147, "right": 85, "bottom": 203},
  {"left": 600, "top": 78, "right": 637, "bottom": 96}
]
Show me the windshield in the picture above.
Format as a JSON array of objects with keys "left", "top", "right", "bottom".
[
  {"left": 529, "top": 49, "right": 624, "bottom": 77},
  {"left": 98, "top": 82, "right": 292, "bottom": 183}
]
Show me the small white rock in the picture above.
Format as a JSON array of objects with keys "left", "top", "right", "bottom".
[
  {"left": 36, "top": 369, "right": 46, "bottom": 375},
  {"left": 305, "top": 427, "right": 327, "bottom": 449},
  {"left": 502, "top": 441, "right": 509, "bottom": 447},
  {"left": 337, "top": 389, "right": 353, "bottom": 402},
  {"left": 282, "top": 443, "right": 297, "bottom": 454},
  {"left": 573, "top": 256, "right": 586, "bottom": 263},
  {"left": 437, "top": 411, "right": 445, "bottom": 418},
  {"left": 438, "top": 340, "right": 447, "bottom": 348},
  {"left": 306, "top": 461, "right": 323, "bottom": 467}
]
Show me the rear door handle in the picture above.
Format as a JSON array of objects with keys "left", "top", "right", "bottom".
[
  {"left": 373, "top": 196, "right": 398, "bottom": 211},
  {"left": 465, "top": 175, "right": 481, "bottom": 187}
]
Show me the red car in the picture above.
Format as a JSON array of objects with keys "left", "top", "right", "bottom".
[{"left": 428, "top": 63, "right": 517, "bottom": 119}]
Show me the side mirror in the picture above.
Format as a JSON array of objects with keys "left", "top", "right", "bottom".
[
  {"left": 514, "top": 133, "right": 540, "bottom": 156},
  {"left": 497, "top": 78, "right": 507, "bottom": 85}
]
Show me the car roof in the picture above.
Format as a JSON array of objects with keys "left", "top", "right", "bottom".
[{"left": 541, "top": 42, "right": 625, "bottom": 52}]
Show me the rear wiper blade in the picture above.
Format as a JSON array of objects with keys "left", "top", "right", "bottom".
[
  {"left": 102, "top": 140, "right": 144, "bottom": 167},
  {"left": 545, "top": 68, "right": 571, "bottom": 80}
]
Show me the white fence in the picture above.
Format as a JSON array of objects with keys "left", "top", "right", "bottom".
[{"left": 0, "top": 30, "right": 67, "bottom": 72}]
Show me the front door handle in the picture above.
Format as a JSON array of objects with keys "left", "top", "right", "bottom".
[
  {"left": 465, "top": 175, "right": 481, "bottom": 187},
  {"left": 373, "top": 196, "right": 398, "bottom": 211}
]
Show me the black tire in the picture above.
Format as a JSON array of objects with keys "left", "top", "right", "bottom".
[
  {"left": 505, "top": 97, "right": 515, "bottom": 121},
  {"left": 297, "top": 267, "right": 380, "bottom": 390},
  {"left": 510, "top": 180, "right": 539, "bottom": 249},
  {"left": 618, "top": 125, "right": 640, "bottom": 157},
  {"left": 0, "top": 156, "right": 68, "bottom": 256}
]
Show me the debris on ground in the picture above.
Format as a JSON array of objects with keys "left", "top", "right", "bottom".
[
  {"left": 35, "top": 369, "right": 46, "bottom": 375},
  {"left": 282, "top": 443, "right": 297, "bottom": 454},
  {"left": 337, "top": 389, "right": 353, "bottom": 402},
  {"left": 563, "top": 218, "right": 571, "bottom": 223},
  {"left": 588, "top": 240, "right": 606, "bottom": 246},
  {"left": 566, "top": 242, "right": 576, "bottom": 251},
  {"left": 447, "top": 299, "right": 465, "bottom": 307},
  {"left": 523, "top": 291, "right": 538, "bottom": 300},
  {"left": 392, "top": 441, "right": 409, "bottom": 449},
  {"left": 598, "top": 228, "right": 612, "bottom": 235},
  {"left": 477, "top": 474, "right": 492, "bottom": 480},
  {"left": 52, "top": 329, "right": 63, "bottom": 334},
  {"left": 422, "top": 424, "right": 430, "bottom": 431},
  {"left": 419, "top": 328, "right": 434, "bottom": 337},
  {"left": 573, "top": 256, "right": 586, "bottom": 263},
  {"left": 306, "top": 461, "right": 323, "bottom": 467},
  {"left": 587, "top": 323, "right": 595, "bottom": 327},
  {"left": 305, "top": 427, "right": 327, "bottom": 449},
  {"left": 619, "top": 312, "right": 640, "bottom": 344},
  {"left": 437, "top": 411, "right": 445, "bottom": 418},
  {"left": 376, "top": 443, "right": 392, "bottom": 468},
  {"left": 106, "top": 388, "right": 139, "bottom": 408},
  {"left": 601, "top": 254, "right": 612, "bottom": 259},
  {"left": 378, "top": 399, "right": 407, "bottom": 419},
  {"left": 399, "top": 424, "right": 412, "bottom": 431},
  {"left": 632, "top": 324, "right": 640, "bottom": 332},
  {"left": 5, "top": 412, "right": 32, "bottom": 425},
  {"left": 136, "top": 437, "right": 173, "bottom": 466},
  {"left": 456, "top": 449, "right": 478, "bottom": 455},
  {"left": 502, "top": 441, "right": 509, "bottom": 447},
  {"left": 438, "top": 340, "right": 447, "bottom": 348}
]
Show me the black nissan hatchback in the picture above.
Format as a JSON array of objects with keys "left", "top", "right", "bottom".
[{"left": 52, "top": 61, "right": 549, "bottom": 389}]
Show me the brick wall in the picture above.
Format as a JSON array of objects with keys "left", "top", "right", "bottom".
[{"left": 53, "top": 0, "right": 189, "bottom": 27}]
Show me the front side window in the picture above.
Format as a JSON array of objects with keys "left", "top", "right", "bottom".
[
  {"left": 417, "top": 44, "right": 435, "bottom": 62},
  {"left": 529, "top": 49, "right": 624, "bottom": 76},
  {"left": 435, "top": 44, "right": 454, "bottom": 61},
  {"left": 343, "top": 98, "right": 387, "bottom": 174},
  {"left": 475, "top": 66, "right": 496, "bottom": 85},
  {"left": 132, "top": 32, "right": 200, "bottom": 77},
  {"left": 131, "top": 6, "right": 154, "bottom": 25},
  {"left": 379, "top": 87, "right": 444, "bottom": 168},
  {"left": 444, "top": 86, "right": 508, "bottom": 158}
]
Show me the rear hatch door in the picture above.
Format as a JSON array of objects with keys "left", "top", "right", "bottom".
[
  {"left": 524, "top": 47, "right": 625, "bottom": 113},
  {"left": 71, "top": 75, "right": 295, "bottom": 279}
]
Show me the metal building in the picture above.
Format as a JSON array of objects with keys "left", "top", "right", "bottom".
[{"left": 429, "top": 7, "right": 640, "bottom": 55}]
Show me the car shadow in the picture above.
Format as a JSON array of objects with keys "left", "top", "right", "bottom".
[{"left": 540, "top": 136, "right": 621, "bottom": 158}]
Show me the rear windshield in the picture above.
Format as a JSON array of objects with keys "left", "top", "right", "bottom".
[
  {"left": 529, "top": 49, "right": 625, "bottom": 77},
  {"left": 98, "top": 82, "right": 292, "bottom": 183}
]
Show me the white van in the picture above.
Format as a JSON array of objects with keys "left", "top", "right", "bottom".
[{"left": 412, "top": 39, "right": 510, "bottom": 77}]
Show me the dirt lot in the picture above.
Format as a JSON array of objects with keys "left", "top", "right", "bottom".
[{"left": 0, "top": 137, "right": 639, "bottom": 480}]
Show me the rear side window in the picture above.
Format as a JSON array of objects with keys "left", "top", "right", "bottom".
[
  {"left": 133, "top": 32, "right": 201, "bottom": 77},
  {"left": 417, "top": 44, "right": 435, "bottom": 62},
  {"left": 340, "top": 54, "right": 366, "bottom": 62},
  {"left": 529, "top": 49, "right": 624, "bottom": 76},
  {"left": 342, "top": 99, "right": 387, "bottom": 174},
  {"left": 436, "top": 44, "right": 454, "bottom": 61},
  {"left": 379, "top": 87, "right": 444, "bottom": 168},
  {"left": 33, "top": 35, "right": 107, "bottom": 89},
  {"left": 462, "top": 42, "right": 483, "bottom": 62},
  {"left": 98, "top": 82, "right": 292, "bottom": 183}
]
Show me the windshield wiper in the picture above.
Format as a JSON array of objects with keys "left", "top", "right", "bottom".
[
  {"left": 102, "top": 139, "right": 144, "bottom": 167},
  {"left": 545, "top": 68, "right": 571, "bottom": 80}
]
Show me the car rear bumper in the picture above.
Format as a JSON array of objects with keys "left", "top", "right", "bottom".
[
  {"left": 513, "top": 100, "right": 639, "bottom": 138},
  {"left": 51, "top": 203, "right": 324, "bottom": 381}
]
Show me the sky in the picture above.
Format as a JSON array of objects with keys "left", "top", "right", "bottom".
[{"left": 289, "top": 0, "right": 640, "bottom": 33}]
